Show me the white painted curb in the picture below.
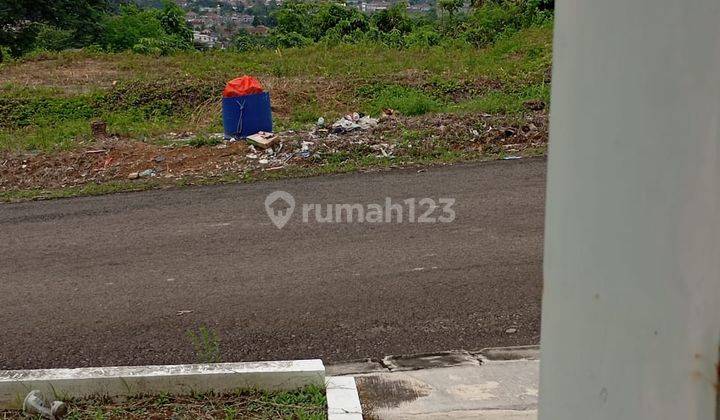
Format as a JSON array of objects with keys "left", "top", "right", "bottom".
[
  {"left": 326, "top": 376, "right": 363, "bottom": 420},
  {"left": 0, "top": 359, "right": 325, "bottom": 409}
]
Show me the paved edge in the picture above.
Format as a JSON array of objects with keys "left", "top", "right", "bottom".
[
  {"left": 0, "top": 360, "right": 325, "bottom": 409},
  {"left": 326, "top": 376, "right": 363, "bottom": 420},
  {"left": 475, "top": 345, "right": 540, "bottom": 361},
  {"left": 327, "top": 346, "right": 540, "bottom": 376}
]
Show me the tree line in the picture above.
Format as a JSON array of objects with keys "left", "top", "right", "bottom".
[
  {"left": 234, "top": 0, "right": 552, "bottom": 50},
  {"left": 0, "top": 0, "right": 192, "bottom": 58},
  {"left": 0, "top": 0, "right": 553, "bottom": 60}
]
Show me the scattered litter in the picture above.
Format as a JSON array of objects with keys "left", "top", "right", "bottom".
[
  {"left": 331, "top": 113, "right": 378, "bottom": 133},
  {"left": 246, "top": 131, "right": 278, "bottom": 149},
  {"left": 380, "top": 108, "right": 396, "bottom": 120},
  {"left": 505, "top": 327, "right": 518, "bottom": 334},
  {"left": 523, "top": 99, "right": 546, "bottom": 111},
  {"left": 317, "top": 117, "right": 325, "bottom": 127},
  {"left": 139, "top": 169, "right": 157, "bottom": 178},
  {"left": 23, "top": 390, "right": 67, "bottom": 419},
  {"left": 2, "top": 111, "right": 548, "bottom": 192},
  {"left": 176, "top": 310, "right": 193, "bottom": 316}
]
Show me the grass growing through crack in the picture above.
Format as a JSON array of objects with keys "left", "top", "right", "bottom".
[{"left": 187, "top": 325, "right": 222, "bottom": 364}]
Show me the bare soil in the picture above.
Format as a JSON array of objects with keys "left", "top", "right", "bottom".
[{"left": 0, "top": 111, "right": 547, "bottom": 193}]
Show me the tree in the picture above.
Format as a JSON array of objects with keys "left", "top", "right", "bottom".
[
  {"left": 371, "top": 2, "right": 412, "bottom": 34},
  {"left": 0, "top": 0, "right": 109, "bottom": 56},
  {"left": 439, "top": 0, "right": 464, "bottom": 19},
  {"left": 156, "top": 0, "right": 192, "bottom": 45},
  {"left": 101, "top": 2, "right": 192, "bottom": 54}
]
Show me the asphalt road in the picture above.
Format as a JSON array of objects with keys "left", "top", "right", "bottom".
[{"left": 0, "top": 158, "right": 546, "bottom": 370}]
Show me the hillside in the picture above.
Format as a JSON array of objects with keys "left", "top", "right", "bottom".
[{"left": 0, "top": 25, "right": 552, "bottom": 201}]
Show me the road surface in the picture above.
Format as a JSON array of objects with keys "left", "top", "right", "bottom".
[{"left": 0, "top": 158, "right": 546, "bottom": 369}]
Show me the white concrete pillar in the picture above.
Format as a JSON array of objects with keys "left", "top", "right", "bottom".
[{"left": 539, "top": 1, "right": 720, "bottom": 419}]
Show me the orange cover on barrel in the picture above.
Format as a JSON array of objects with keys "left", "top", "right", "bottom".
[{"left": 222, "top": 76, "right": 264, "bottom": 97}]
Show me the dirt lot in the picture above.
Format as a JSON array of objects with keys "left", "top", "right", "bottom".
[{"left": 0, "top": 111, "right": 547, "bottom": 197}]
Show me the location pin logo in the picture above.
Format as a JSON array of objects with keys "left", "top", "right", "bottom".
[{"left": 265, "top": 190, "right": 295, "bottom": 229}]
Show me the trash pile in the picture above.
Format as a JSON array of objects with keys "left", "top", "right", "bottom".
[
  {"left": 0, "top": 108, "right": 548, "bottom": 195},
  {"left": 329, "top": 113, "right": 379, "bottom": 133},
  {"left": 241, "top": 111, "right": 390, "bottom": 170}
]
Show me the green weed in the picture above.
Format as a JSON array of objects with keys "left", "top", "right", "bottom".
[
  {"left": 186, "top": 325, "right": 222, "bottom": 364},
  {"left": 359, "top": 84, "right": 442, "bottom": 116}
]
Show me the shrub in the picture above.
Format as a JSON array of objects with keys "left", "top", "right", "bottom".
[
  {"left": 462, "top": 0, "right": 553, "bottom": 47},
  {"left": 102, "top": 5, "right": 166, "bottom": 51},
  {"left": 268, "top": 31, "right": 313, "bottom": 49},
  {"left": 33, "top": 24, "right": 75, "bottom": 52},
  {"left": 371, "top": 3, "right": 412, "bottom": 34},
  {"left": 232, "top": 29, "right": 259, "bottom": 52},
  {"left": 132, "top": 34, "right": 191, "bottom": 56},
  {"left": 101, "top": 2, "right": 191, "bottom": 54},
  {"left": 405, "top": 26, "right": 442, "bottom": 48},
  {"left": 362, "top": 85, "right": 442, "bottom": 116}
]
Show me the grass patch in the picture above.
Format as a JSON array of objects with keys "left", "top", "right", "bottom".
[
  {"left": 0, "top": 25, "right": 552, "bottom": 153},
  {"left": 451, "top": 83, "right": 549, "bottom": 114},
  {"left": 359, "top": 84, "right": 442, "bottom": 116},
  {"left": 0, "top": 386, "right": 327, "bottom": 419},
  {"left": 0, "top": 180, "right": 160, "bottom": 202}
]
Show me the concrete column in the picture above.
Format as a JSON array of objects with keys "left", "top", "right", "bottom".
[{"left": 539, "top": 1, "right": 720, "bottom": 419}]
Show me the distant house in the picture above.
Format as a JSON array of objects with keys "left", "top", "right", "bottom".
[
  {"left": 187, "top": 18, "right": 205, "bottom": 28},
  {"left": 231, "top": 14, "right": 255, "bottom": 25},
  {"left": 247, "top": 25, "right": 270, "bottom": 36},
  {"left": 408, "top": 4, "right": 433, "bottom": 13},
  {"left": 193, "top": 30, "right": 218, "bottom": 48},
  {"left": 361, "top": 1, "right": 390, "bottom": 12}
]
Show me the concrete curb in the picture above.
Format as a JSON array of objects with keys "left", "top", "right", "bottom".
[
  {"left": 326, "top": 376, "right": 363, "bottom": 420},
  {"left": 0, "top": 359, "right": 325, "bottom": 409},
  {"left": 327, "top": 346, "right": 540, "bottom": 376},
  {"left": 475, "top": 345, "right": 540, "bottom": 361},
  {"left": 383, "top": 350, "right": 480, "bottom": 372}
]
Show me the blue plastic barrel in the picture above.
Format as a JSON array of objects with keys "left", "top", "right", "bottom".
[{"left": 221, "top": 92, "right": 273, "bottom": 138}]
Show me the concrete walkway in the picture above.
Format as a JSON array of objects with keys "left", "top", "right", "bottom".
[{"left": 327, "top": 347, "right": 539, "bottom": 419}]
